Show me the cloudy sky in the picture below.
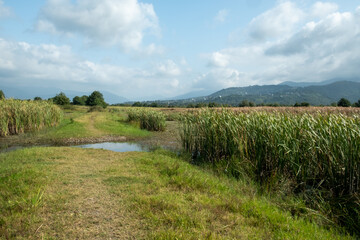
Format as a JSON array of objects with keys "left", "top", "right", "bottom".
[{"left": 0, "top": 0, "right": 359, "bottom": 100}]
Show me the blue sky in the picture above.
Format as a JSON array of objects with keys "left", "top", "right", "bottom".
[{"left": 0, "top": 0, "right": 359, "bottom": 100}]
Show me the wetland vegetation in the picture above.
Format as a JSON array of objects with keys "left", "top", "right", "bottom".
[{"left": 0, "top": 100, "right": 359, "bottom": 239}]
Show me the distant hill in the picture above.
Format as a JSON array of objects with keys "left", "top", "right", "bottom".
[
  {"left": 279, "top": 77, "right": 360, "bottom": 87},
  {"left": 152, "top": 80, "right": 360, "bottom": 106},
  {"left": 204, "top": 81, "right": 360, "bottom": 105},
  {"left": 171, "top": 89, "right": 215, "bottom": 100},
  {"left": 0, "top": 85, "right": 127, "bottom": 104}
]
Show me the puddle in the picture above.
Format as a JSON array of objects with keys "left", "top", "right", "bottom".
[
  {"left": 74, "top": 142, "right": 149, "bottom": 152},
  {"left": 1, "top": 142, "right": 172, "bottom": 154}
]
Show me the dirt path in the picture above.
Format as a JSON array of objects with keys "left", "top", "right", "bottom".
[
  {"left": 36, "top": 148, "right": 144, "bottom": 239},
  {"left": 76, "top": 112, "right": 104, "bottom": 136}
]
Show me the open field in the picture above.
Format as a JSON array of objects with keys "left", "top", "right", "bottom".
[
  {"left": 0, "top": 147, "right": 353, "bottom": 239},
  {"left": 0, "top": 104, "right": 359, "bottom": 239}
]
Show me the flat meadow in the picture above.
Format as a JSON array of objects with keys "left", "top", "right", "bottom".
[{"left": 0, "top": 99, "right": 359, "bottom": 239}]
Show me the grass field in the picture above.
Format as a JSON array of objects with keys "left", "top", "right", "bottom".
[
  {"left": 0, "top": 106, "right": 358, "bottom": 239},
  {"left": 0, "top": 147, "right": 353, "bottom": 239}
]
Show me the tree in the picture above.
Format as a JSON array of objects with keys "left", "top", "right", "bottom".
[
  {"left": 0, "top": 90, "right": 4, "bottom": 100},
  {"left": 73, "top": 95, "right": 88, "bottom": 105},
  {"left": 294, "top": 102, "right": 310, "bottom": 107},
  {"left": 354, "top": 100, "right": 360, "bottom": 107},
  {"left": 34, "top": 96, "right": 42, "bottom": 101},
  {"left": 86, "top": 91, "right": 107, "bottom": 108},
  {"left": 238, "top": 100, "right": 249, "bottom": 107},
  {"left": 53, "top": 92, "right": 70, "bottom": 105},
  {"left": 132, "top": 101, "right": 142, "bottom": 107},
  {"left": 337, "top": 98, "right": 351, "bottom": 107},
  {"left": 150, "top": 102, "right": 158, "bottom": 108},
  {"left": 208, "top": 102, "right": 217, "bottom": 108}
]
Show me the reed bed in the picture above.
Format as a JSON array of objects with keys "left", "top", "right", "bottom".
[
  {"left": 181, "top": 108, "right": 360, "bottom": 234},
  {"left": 127, "top": 108, "right": 166, "bottom": 131},
  {"left": 0, "top": 99, "right": 63, "bottom": 136}
]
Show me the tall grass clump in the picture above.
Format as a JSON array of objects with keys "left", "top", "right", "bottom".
[
  {"left": 0, "top": 99, "right": 63, "bottom": 136},
  {"left": 127, "top": 108, "right": 166, "bottom": 131},
  {"left": 180, "top": 108, "right": 360, "bottom": 235}
]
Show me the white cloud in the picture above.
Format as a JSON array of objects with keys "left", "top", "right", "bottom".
[
  {"left": 311, "top": 2, "right": 338, "bottom": 18},
  {"left": 36, "top": 0, "right": 160, "bottom": 52},
  {"left": 208, "top": 52, "right": 230, "bottom": 67},
  {"left": 214, "top": 9, "right": 228, "bottom": 23},
  {"left": 0, "top": 0, "right": 10, "bottom": 18},
  {"left": 248, "top": 1, "right": 304, "bottom": 41},
  {"left": 203, "top": 3, "right": 360, "bottom": 88},
  {"left": 0, "top": 38, "right": 187, "bottom": 100},
  {"left": 156, "top": 60, "right": 181, "bottom": 76},
  {"left": 194, "top": 68, "right": 253, "bottom": 90}
]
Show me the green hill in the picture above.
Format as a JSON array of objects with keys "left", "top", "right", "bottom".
[{"left": 163, "top": 80, "right": 360, "bottom": 106}]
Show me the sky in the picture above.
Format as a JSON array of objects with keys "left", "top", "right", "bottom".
[{"left": 0, "top": 0, "right": 359, "bottom": 100}]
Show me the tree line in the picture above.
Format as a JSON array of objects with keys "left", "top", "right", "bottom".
[
  {"left": 0, "top": 90, "right": 107, "bottom": 108},
  {"left": 51, "top": 91, "right": 108, "bottom": 108}
]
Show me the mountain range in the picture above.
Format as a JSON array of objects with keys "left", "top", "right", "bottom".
[
  {"left": 154, "top": 79, "right": 360, "bottom": 106},
  {"left": 2, "top": 78, "right": 360, "bottom": 106}
]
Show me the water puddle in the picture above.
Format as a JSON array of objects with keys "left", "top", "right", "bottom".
[{"left": 74, "top": 142, "right": 149, "bottom": 152}]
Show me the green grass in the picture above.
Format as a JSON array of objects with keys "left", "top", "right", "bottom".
[
  {"left": 43, "top": 118, "right": 90, "bottom": 139},
  {"left": 0, "top": 148, "right": 52, "bottom": 238},
  {"left": 95, "top": 112, "right": 150, "bottom": 137},
  {"left": 105, "top": 149, "right": 352, "bottom": 239},
  {"left": 0, "top": 147, "right": 353, "bottom": 239}
]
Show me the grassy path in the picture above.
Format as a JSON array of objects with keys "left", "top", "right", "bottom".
[
  {"left": 0, "top": 110, "right": 150, "bottom": 148},
  {"left": 0, "top": 147, "right": 353, "bottom": 239},
  {"left": 37, "top": 148, "right": 143, "bottom": 239},
  {"left": 75, "top": 112, "right": 104, "bottom": 137}
]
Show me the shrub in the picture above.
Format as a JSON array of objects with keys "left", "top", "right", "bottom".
[
  {"left": 33, "top": 96, "right": 42, "bottom": 101},
  {"left": 127, "top": 108, "right": 166, "bottom": 131}
]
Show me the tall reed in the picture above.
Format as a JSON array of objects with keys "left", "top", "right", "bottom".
[
  {"left": 127, "top": 108, "right": 166, "bottom": 131},
  {"left": 0, "top": 99, "right": 63, "bottom": 136},
  {"left": 180, "top": 108, "right": 360, "bottom": 234}
]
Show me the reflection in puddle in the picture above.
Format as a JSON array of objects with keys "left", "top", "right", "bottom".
[{"left": 75, "top": 142, "right": 149, "bottom": 152}]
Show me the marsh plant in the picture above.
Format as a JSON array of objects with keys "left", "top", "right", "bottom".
[
  {"left": 127, "top": 108, "right": 166, "bottom": 131},
  {"left": 0, "top": 99, "right": 63, "bottom": 136},
  {"left": 180, "top": 108, "right": 360, "bottom": 234}
]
